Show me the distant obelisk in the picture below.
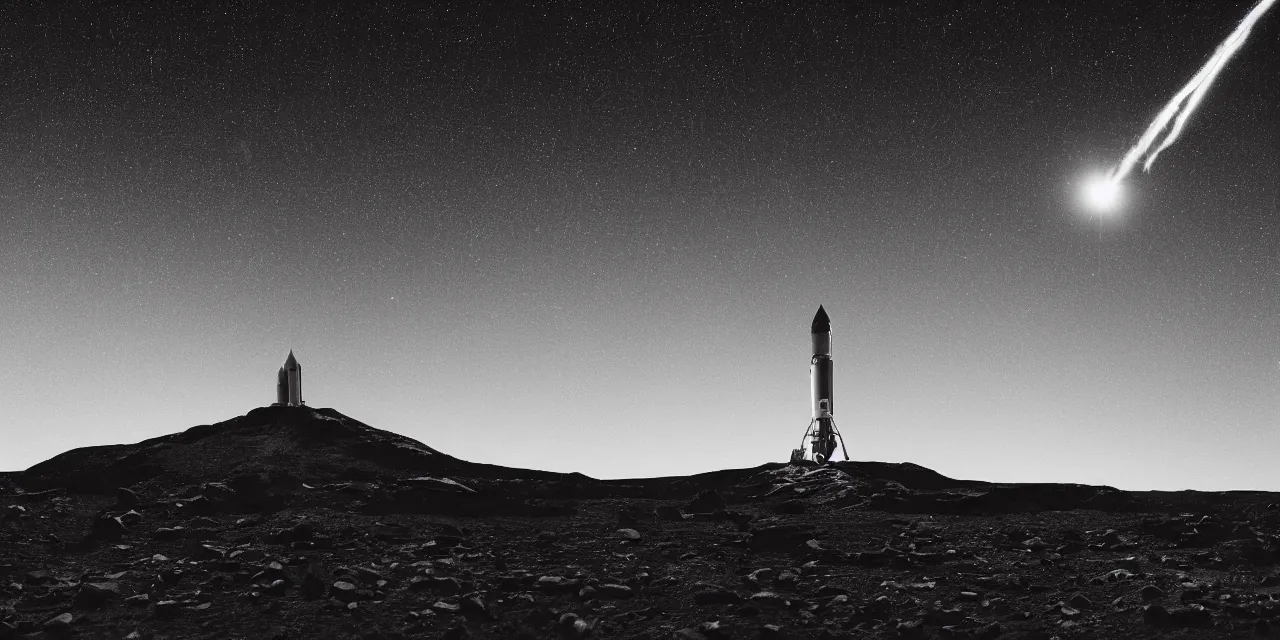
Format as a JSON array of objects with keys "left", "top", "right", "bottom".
[{"left": 274, "top": 351, "right": 304, "bottom": 406}]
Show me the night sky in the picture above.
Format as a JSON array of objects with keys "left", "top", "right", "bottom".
[{"left": 2, "top": 1, "right": 1277, "bottom": 490}]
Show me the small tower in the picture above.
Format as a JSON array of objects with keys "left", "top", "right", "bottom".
[{"left": 273, "top": 351, "right": 304, "bottom": 406}]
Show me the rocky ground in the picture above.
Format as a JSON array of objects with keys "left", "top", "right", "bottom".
[{"left": 4, "top": 407, "right": 1280, "bottom": 639}]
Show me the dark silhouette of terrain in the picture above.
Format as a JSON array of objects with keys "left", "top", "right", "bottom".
[{"left": 4, "top": 406, "right": 1280, "bottom": 639}]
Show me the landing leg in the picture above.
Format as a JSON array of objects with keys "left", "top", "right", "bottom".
[
  {"left": 794, "top": 418, "right": 848, "bottom": 464},
  {"left": 815, "top": 417, "right": 836, "bottom": 463}
]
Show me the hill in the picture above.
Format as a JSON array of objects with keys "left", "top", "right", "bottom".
[{"left": 3, "top": 406, "right": 1280, "bottom": 639}]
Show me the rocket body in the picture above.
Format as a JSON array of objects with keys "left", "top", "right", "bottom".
[
  {"left": 285, "top": 352, "right": 302, "bottom": 406},
  {"left": 808, "top": 306, "right": 837, "bottom": 463},
  {"left": 275, "top": 351, "right": 304, "bottom": 407},
  {"left": 276, "top": 367, "right": 288, "bottom": 405},
  {"left": 811, "top": 306, "right": 833, "bottom": 419}
]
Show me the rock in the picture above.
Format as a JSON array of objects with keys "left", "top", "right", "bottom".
[
  {"left": 749, "top": 591, "right": 787, "bottom": 609},
  {"left": 895, "top": 620, "right": 926, "bottom": 639},
  {"left": 116, "top": 487, "right": 139, "bottom": 509},
  {"left": 24, "top": 569, "right": 52, "bottom": 584},
  {"left": 655, "top": 505, "right": 686, "bottom": 521},
  {"left": 152, "top": 526, "right": 185, "bottom": 541},
  {"left": 975, "top": 622, "right": 1003, "bottom": 639},
  {"left": 459, "top": 595, "right": 490, "bottom": 621},
  {"left": 597, "top": 584, "right": 633, "bottom": 599},
  {"left": 926, "top": 605, "right": 969, "bottom": 626},
  {"left": 695, "top": 589, "right": 743, "bottom": 606},
  {"left": 555, "top": 611, "right": 588, "bottom": 637},
  {"left": 538, "top": 575, "right": 580, "bottom": 592},
  {"left": 684, "top": 490, "right": 726, "bottom": 514},
  {"left": 1139, "top": 584, "right": 1164, "bottom": 601},
  {"left": 92, "top": 515, "right": 128, "bottom": 541},
  {"left": 402, "top": 476, "right": 475, "bottom": 493},
  {"left": 1143, "top": 604, "right": 1172, "bottom": 627},
  {"left": 616, "top": 528, "right": 642, "bottom": 542},
  {"left": 568, "top": 618, "right": 595, "bottom": 638},
  {"left": 431, "top": 601, "right": 461, "bottom": 614},
  {"left": 1068, "top": 593, "right": 1091, "bottom": 609},
  {"left": 758, "top": 625, "right": 786, "bottom": 639},
  {"left": 42, "top": 613, "right": 73, "bottom": 635},
  {"left": 804, "top": 539, "right": 836, "bottom": 558},
  {"left": 119, "top": 510, "right": 143, "bottom": 526},
  {"left": 155, "top": 600, "right": 180, "bottom": 619},
  {"left": 1101, "top": 568, "right": 1134, "bottom": 582},
  {"left": 330, "top": 581, "right": 360, "bottom": 603},
  {"left": 75, "top": 582, "right": 120, "bottom": 609},
  {"left": 748, "top": 568, "right": 777, "bottom": 586},
  {"left": 824, "top": 594, "right": 850, "bottom": 610},
  {"left": 182, "top": 495, "right": 215, "bottom": 514},
  {"left": 230, "top": 548, "right": 265, "bottom": 562},
  {"left": 1021, "top": 537, "right": 1048, "bottom": 550}
]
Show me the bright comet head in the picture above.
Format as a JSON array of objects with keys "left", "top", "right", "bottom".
[{"left": 1082, "top": 174, "right": 1123, "bottom": 214}]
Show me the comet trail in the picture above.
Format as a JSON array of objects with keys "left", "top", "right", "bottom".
[{"left": 1109, "top": 0, "right": 1276, "bottom": 185}]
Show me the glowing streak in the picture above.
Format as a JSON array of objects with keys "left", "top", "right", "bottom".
[{"left": 1110, "top": 0, "right": 1276, "bottom": 183}]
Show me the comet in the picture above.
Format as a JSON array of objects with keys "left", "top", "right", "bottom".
[
  {"left": 1082, "top": 173, "right": 1123, "bottom": 214},
  {"left": 1085, "top": 0, "right": 1276, "bottom": 211}
]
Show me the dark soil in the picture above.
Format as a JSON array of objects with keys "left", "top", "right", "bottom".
[{"left": 4, "top": 406, "right": 1280, "bottom": 639}]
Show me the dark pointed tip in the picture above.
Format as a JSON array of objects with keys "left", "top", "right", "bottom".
[{"left": 811, "top": 305, "right": 830, "bottom": 333}]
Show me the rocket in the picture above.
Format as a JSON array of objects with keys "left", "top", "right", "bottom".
[
  {"left": 274, "top": 350, "right": 304, "bottom": 406},
  {"left": 276, "top": 367, "right": 288, "bottom": 405},
  {"left": 811, "top": 305, "right": 833, "bottom": 422},
  {"left": 792, "top": 306, "right": 848, "bottom": 464}
]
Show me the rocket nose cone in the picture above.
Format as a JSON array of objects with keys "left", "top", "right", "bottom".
[{"left": 811, "top": 305, "right": 831, "bottom": 333}]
